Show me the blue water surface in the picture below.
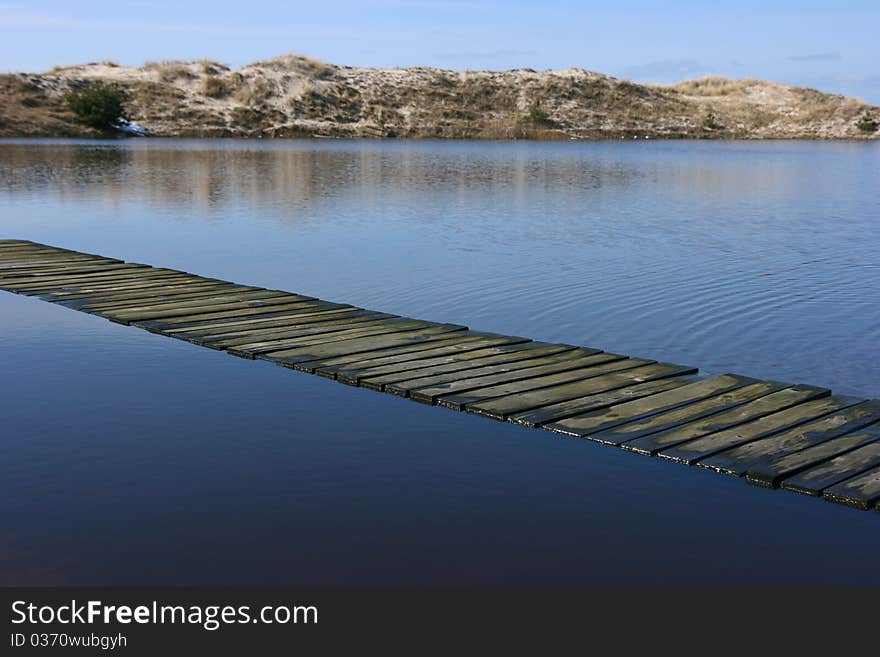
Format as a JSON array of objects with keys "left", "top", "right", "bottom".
[{"left": 1, "top": 139, "right": 878, "bottom": 585}]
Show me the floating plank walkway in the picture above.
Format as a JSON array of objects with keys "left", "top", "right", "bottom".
[{"left": 2, "top": 239, "right": 880, "bottom": 514}]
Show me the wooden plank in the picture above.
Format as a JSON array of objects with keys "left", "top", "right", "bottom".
[
  {"left": 157, "top": 303, "right": 357, "bottom": 334},
  {"left": 432, "top": 358, "right": 652, "bottom": 410},
  {"left": 35, "top": 271, "right": 213, "bottom": 290},
  {"left": 0, "top": 268, "right": 185, "bottom": 293},
  {"left": 258, "top": 325, "right": 469, "bottom": 368},
  {"left": 0, "top": 239, "right": 54, "bottom": 247},
  {"left": 0, "top": 243, "right": 69, "bottom": 255},
  {"left": 780, "top": 437, "right": 880, "bottom": 496},
  {"left": 35, "top": 274, "right": 216, "bottom": 298},
  {"left": 82, "top": 288, "right": 281, "bottom": 313},
  {"left": 178, "top": 309, "right": 375, "bottom": 343},
  {"left": 384, "top": 348, "right": 610, "bottom": 399},
  {"left": 102, "top": 292, "right": 308, "bottom": 324},
  {"left": 0, "top": 264, "right": 162, "bottom": 290},
  {"left": 71, "top": 284, "right": 263, "bottom": 310},
  {"left": 58, "top": 282, "right": 251, "bottom": 307},
  {"left": 206, "top": 315, "right": 405, "bottom": 351},
  {"left": 310, "top": 334, "right": 531, "bottom": 377},
  {"left": 0, "top": 261, "right": 129, "bottom": 278},
  {"left": 508, "top": 377, "right": 692, "bottom": 428},
  {"left": 132, "top": 300, "right": 335, "bottom": 331},
  {"left": 192, "top": 310, "right": 392, "bottom": 343},
  {"left": 0, "top": 256, "right": 121, "bottom": 269},
  {"left": 617, "top": 383, "right": 813, "bottom": 453},
  {"left": 0, "top": 246, "right": 64, "bottom": 256},
  {"left": 699, "top": 399, "right": 880, "bottom": 478},
  {"left": 541, "top": 374, "right": 759, "bottom": 438},
  {"left": 821, "top": 466, "right": 880, "bottom": 510},
  {"left": 17, "top": 274, "right": 199, "bottom": 297},
  {"left": 0, "top": 245, "right": 83, "bottom": 256},
  {"left": 197, "top": 312, "right": 398, "bottom": 348},
  {"left": 467, "top": 363, "right": 697, "bottom": 421},
  {"left": 91, "top": 290, "right": 295, "bottom": 318},
  {"left": 228, "top": 319, "right": 441, "bottom": 358},
  {"left": 0, "top": 260, "right": 139, "bottom": 277},
  {"left": 659, "top": 394, "right": 858, "bottom": 465},
  {"left": 351, "top": 342, "right": 582, "bottom": 389},
  {"left": 402, "top": 353, "right": 629, "bottom": 404}
]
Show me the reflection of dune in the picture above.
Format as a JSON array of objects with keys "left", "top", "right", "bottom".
[
  {"left": 0, "top": 141, "right": 842, "bottom": 222},
  {"left": 0, "top": 142, "right": 649, "bottom": 219}
]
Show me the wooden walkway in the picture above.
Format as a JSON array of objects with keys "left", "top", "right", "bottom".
[{"left": 3, "top": 239, "right": 880, "bottom": 513}]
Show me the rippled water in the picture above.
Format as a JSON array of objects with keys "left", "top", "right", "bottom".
[{"left": 1, "top": 139, "right": 878, "bottom": 585}]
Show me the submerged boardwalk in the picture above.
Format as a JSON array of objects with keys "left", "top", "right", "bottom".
[{"left": 2, "top": 239, "right": 879, "bottom": 513}]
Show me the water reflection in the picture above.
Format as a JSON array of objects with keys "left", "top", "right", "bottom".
[{"left": 0, "top": 139, "right": 806, "bottom": 217}]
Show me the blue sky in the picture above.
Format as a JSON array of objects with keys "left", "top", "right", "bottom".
[{"left": 1, "top": 0, "right": 878, "bottom": 102}]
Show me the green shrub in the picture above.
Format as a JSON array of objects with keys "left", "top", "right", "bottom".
[
  {"left": 527, "top": 100, "right": 550, "bottom": 125},
  {"left": 857, "top": 113, "right": 878, "bottom": 133},
  {"left": 703, "top": 112, "right": 722, "bottom": 130},
  {"left": 526, "top": 100, "right": 558, "bottom": 128},
  {"left": 65, "top": 82, "right": 128, "bottom": 129}
]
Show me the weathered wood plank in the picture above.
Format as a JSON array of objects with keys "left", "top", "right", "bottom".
[
  {"left": 102, "top": 292, "right": 308, "bottom": 324},
  {"left": 227, "top": 318, "right": 440, "bottom": 357},
  {"left": 310, "top": 334, "right": 530, "bottom": 377},
  {"left": 659, "top": 394, "right": 858, "bottom": 465},
  {"left": 352, "top": 342, "right": 582, "bottom": 389},
  {"left": 541, "top": 374, "right": 757, "bottom": 438},
  {"left": 37, "top": 277, "right": 218, "bottom": 301},
  {"left": 699, "top": 400, "right": 880, "bottom": 479},
  {"left": 0, "top": 255, "right": 121, "bottom": 270},
  {"left": 0, "top": 265, "right": 165, "bottom": 291},
  {"left": 618, "top": 383, "right": 815, "bottom": 453},
  {"left": 181, "top": 310, "right": 378, "bottom": 343},
  {"left": 93, "top": 291, "right": 295, "bottom": 318},
  {"left": 821, "top": 466, "right": 880, "bottom": 510},
  {"left": 433, "top": 358, "right": 653, "bottom": 410},
  {"left": 509, "top": 376, "right": 692, "bottom": 428},
  {"left": 467, "top": 363, "right": 697, "bottom": 421},
  {"left": 59, "top": 282, "right": 252, "bottom": 307},
  {"left": 34, "top": 271, "right": 212, "bottom": 291},
  {"left": 84, "top": 288, "right": 284, "bottom": 313},
  {"left": 3, "top": 270, "right": 190, "bottom": 294},
  {"left": 158, "top": 303, "right": 358, "bottom": 334},
  {"left": 0, "top": 261, "right": 131, "bottom": 278},
  {"left": 402, "top": 353, "right": 629, "bottom": 404},
  {"left": 777, "top": 432, "right": 880, "bottom": 495},
  {"left": 0, "top": 243, "right": 71, "bottom": 254},
  {"left": 385, "top": 348, "right": 610, "bottom": 399},
  {"left": 214, "top": 316, "right": 414, "bottom": 352},
  {"left": 132, "top": 300, "right": 333, "bottom": 331},
  {"left": 0, "top": 258, "right": 132, "bottom": 274},
  {"left": 198, "top": 312, "right": 398, "bottom": 349},
  {"left": 259, "top": 325, "right": 469, "bottom": 368}
]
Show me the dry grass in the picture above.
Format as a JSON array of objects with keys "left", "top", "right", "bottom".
[
  {"left": 142, "top": 60, "right": 197, "bottom": 82},
  {"left": 670, "top": 76, "right": 764, "bottom": 96},
  {"left": 234, "top": 77, "right": 276, "bottom": 106},
  {"left": 201, "top": 76, "right": 230, "bottom": 99},
  {"left": 252, "top": 53, "right": 337, "bottom": 79},
  {"left": 198, "top": 60, "right": 229, "bottom": 76}
]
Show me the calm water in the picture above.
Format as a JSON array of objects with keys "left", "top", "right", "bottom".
[{"left": 1, "top": 139, "right": 878, "bottom": 586}]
